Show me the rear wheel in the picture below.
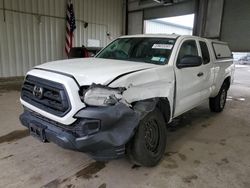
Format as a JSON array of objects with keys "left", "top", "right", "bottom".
[
  {"left": 209, "top": 83, "right": 228, "bottom": 112},
  {"left": 127, "top": 108, "right": 167, "bottom": 167}
]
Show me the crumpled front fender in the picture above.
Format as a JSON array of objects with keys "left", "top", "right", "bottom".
[
  {"left": 109, "top": 66, "right": 175, "bottom": 118},
  {"left": 123, "top": 80, "right": 175, "bottom": 104}
]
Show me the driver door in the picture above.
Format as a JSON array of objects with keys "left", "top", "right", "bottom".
[{"left": 174, "top": 39, "right": 204, "bottom": 117}]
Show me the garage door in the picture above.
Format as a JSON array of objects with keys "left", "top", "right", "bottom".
[{"left": 220, "top": 0, "right": 250, "bottom": 51}]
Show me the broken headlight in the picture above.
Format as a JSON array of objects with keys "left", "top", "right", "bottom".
[{"left": 83, "top": 85, "right": 123, "bottom": 106}]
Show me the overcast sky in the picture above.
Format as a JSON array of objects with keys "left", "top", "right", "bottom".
[{"left": 157, "top": 14, "right": 195, "bottom": 28}]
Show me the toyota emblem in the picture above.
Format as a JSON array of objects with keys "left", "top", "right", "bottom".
[{"left": 33, "top": 86, "right": 43, "bottom": 99}]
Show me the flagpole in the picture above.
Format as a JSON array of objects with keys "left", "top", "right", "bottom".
[{"left": 65, "top": 0, "right": 76, "bottom": 58}]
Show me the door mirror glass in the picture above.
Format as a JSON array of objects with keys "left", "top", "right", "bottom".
[{"left": 177, "top": 55, "right": 202, "bottom": 69}]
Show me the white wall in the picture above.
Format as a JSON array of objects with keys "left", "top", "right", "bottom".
[
  {"left": 0, "top": 0, "right": 123, "bottom": 77},
  {"left": 144, "top": 20, "right": 192, "bottom": 35}
]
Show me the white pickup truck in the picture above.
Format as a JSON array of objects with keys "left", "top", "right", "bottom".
[{"left": 20, "top": 34, "right": 234, "bottom": 167}]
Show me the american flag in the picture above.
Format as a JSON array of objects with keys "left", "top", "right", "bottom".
[{"left": 65, "top": 1, "right": 76, "bottom": 57}]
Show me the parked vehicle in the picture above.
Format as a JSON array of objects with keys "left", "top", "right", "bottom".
[
  {"left": 68, "top": 46, "right": 102, "bottom": 58},
  {"left": 239, "top": 55, "right": 250, "bottom": 65},
  {"left": 20, "top": 34, "right": 234, "bottom": 167}
]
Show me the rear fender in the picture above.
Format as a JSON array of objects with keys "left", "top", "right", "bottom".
[{"left": 210, "top": 62, "right": 234, "bottom": 97}]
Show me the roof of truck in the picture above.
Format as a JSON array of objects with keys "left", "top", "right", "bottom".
[
  {"left": 119, "top": 34, "right": 228, "bottom": 45},
  {"left": 119, "top": 34, "right": 180, "bottom": 39}
]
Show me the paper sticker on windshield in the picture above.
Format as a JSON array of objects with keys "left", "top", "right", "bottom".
[
  {"left": 160, "top": 57, "right": 166, "bottom": 62},
  {"left": 152, "top": 44, "right": 173, "bottom": 50},
  {"left": 151, "top": 56, "right": 161, "bottom": 61}
]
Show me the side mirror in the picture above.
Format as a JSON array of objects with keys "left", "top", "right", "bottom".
[{"left": 177, "top": 55, "right": 202, "bottom": 69}]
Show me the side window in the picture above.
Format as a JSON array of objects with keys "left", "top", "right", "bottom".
[
  {"left": 177, "top": 40, "right": 198, "bottom": 63},
  {"left": 199, "top": 41, "right": 210, "bottom": 64}
]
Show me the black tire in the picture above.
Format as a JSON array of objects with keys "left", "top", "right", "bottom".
[
  {"left": 127, "top": 108, "right": 167, "bottom": 167},
  {"left": 209, "top": 83, "right": 228, "bottom": 112}
]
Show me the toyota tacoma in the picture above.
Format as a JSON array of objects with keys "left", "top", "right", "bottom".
[{"left": 20, "top": 35, "right": 234, "bottom": 167}]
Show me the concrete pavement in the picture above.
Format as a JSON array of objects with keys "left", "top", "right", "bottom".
[{"left": 0, "top": 66, "right": 250, "bottom": 188}]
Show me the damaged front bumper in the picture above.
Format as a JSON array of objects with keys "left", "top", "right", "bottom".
[{"left": 19, "top": 103, "right": 140, "bottom": 160}]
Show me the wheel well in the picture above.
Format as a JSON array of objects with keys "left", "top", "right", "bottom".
[
  {"left": 223, "top": 76, "right": 231, "bottom": 90},
  {"left": 156, "top": 98, "right": 171, "bottom": 123},
  {"left": 132, "top": 98, "right": 171, "bottom": 124}
]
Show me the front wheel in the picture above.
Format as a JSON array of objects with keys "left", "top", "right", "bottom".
[
  {"left": 209, "top": 83, "right": 228, "bottom": 112},
  {"left": 127, "top": 108, "right": 167, "bottom": 167}
]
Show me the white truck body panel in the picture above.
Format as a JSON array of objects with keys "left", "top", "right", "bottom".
[
  {"left": 110, "top": 66, "right": 175, "bottom": 119},
  {"left": 36, "top": 58, "right": 157, "bottom": 86}
]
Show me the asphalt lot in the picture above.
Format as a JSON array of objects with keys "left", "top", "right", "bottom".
[{"left": 0, "top": 65, "right": 250, "bottom": 188}]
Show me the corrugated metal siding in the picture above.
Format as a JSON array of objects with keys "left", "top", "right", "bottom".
[
  {"left": 0, "top": 0, "right": 123, "bottom": 77},
  {"left": 143, "top": 0, "right": 195, "bottom": 20}
]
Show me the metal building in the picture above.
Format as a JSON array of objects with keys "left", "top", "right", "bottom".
[{"left": 0, "top": 0, "right": 124, "bottom": 77}]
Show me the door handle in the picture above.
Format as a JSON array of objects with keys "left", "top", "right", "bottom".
[{"left": 197, "top": 72, "right": 204, "bottom": 77}]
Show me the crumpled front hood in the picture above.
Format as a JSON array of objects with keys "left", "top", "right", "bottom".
[{"left": 35, "top": 58, "right": 157, "bottom": 86}]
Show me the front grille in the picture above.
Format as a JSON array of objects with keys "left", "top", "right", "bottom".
[{"left": 21, "top": 75, "right": 71, "bottom": 117}]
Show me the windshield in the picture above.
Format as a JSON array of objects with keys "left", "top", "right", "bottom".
[{"left": 96, "top": 37, "right": 176, "bottom": 65}]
